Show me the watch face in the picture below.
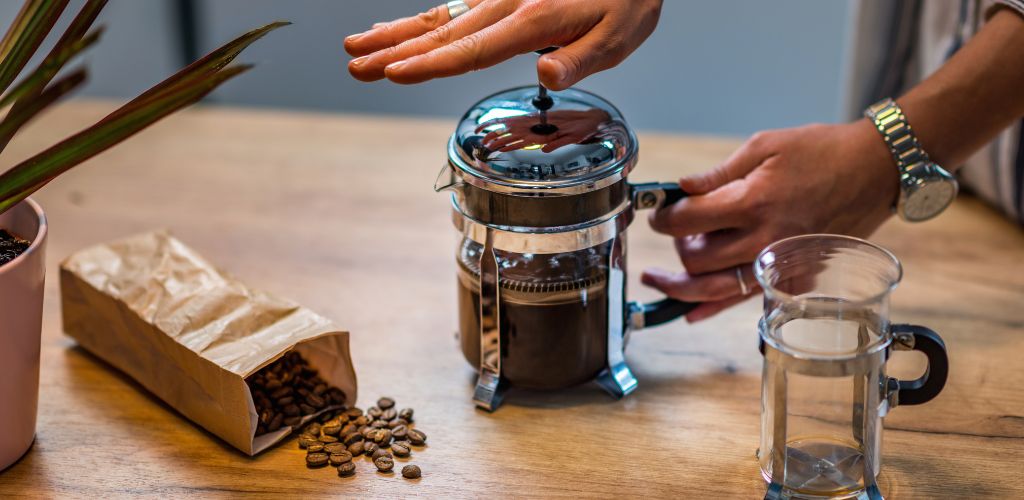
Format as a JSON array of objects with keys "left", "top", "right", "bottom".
[{"left": 904, "top": 179, "right": 956, "bottom": 221}]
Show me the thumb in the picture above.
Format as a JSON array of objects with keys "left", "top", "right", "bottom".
[
  {"left": 679, "top": 131, "right": 775, "bottom": 194},
  {"left": 537, "top": 27, "right": 623, "bottom": 91}
]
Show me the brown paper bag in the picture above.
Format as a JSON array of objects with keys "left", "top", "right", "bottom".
[{"left": 60, "top": 231, "right": 357, "bottom": 455}]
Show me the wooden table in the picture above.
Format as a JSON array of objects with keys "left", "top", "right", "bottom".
[{"left": 0, "top": 101, "right": 1021, "bottom": 498}]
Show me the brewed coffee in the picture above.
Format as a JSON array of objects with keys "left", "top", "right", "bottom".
[{"left": 456, "top": 239, "right": 615, "bottom": 389}]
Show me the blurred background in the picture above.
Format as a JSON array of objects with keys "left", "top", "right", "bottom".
[{"left": 0, "top": 0, "right": 868, "bottom": 136}]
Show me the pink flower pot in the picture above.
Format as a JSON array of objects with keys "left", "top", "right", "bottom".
[{"left": 0, "top": 199, "right": 47, "bottom": 472}]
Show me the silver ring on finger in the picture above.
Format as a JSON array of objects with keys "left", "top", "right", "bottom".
[
  {"left": 447, "top": 0, "right": 471, "bottom": 20},
  {"left": 736, "top": 266, "right": 750, "bottom": 296}
]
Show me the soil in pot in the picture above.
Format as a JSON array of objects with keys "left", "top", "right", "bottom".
[{"left": 0, "top": 228, "right": 30, "bottom": 266}]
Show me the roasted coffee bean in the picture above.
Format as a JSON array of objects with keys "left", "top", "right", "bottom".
[
  {"left": 276, "top": 396, "right": 294, "bottom": 406},
  {"left": 260, "top": 409, "right": 274, "bottom": 425},
  {"left": 283, "top": 416, "right": 302, "bottom": 427},
  {"left": 337, "top": 461, "right": 356, "bottom": 477},
  {"left": 307, "top": 442, "right": 325, "bottom": 453},
  {"left": 407, "top": 429, "right": 426, "bottom": 445},
  {"left": 363, "top": 441, "right": 379, "bottom": 456},
  {"left": 387, "top": 418, "right": 408, "bottom": 429},
  {"left": 313, "top": 383, "right": 328, "bottom": 396},
  {"left": 306, "top": 394, "right": 326, "bottom": 409},
  {"left": 283, "top": 404, "right": 300, "bottom": 417},
  {"left": 306, "top": 452, "right": 329, "bottom": 468},
  {"left": 372, "top": 448, "right": 392, "bottom": 460},
  {"left": 340, "top": 424, "right": 358, "bottom": 436},
  {"left": 373, "top": 455, "right": 394, "bottom": 473},
  {"left": 256, "top": 424, "right": 267, "bottom": 435},
  {"left": 391, "top": 425, "right": 408, "bottom": 440},
  {"left": 373, "top": 429, "right": 392, "bottom": 445},
  {"left": 329, "top": 450, "right": 353, "bottom": 466},
  {"left": 345, "top": 408, "right": 363, "bottom": 418},
  {"left": 267, "top": 412, "right": 284, "bottom": 432},
  {"left": 297, "top": 387, "right": 311, "bottom": 398},
  {"left": 381, "top": 408, "right": 398, "bottom": 421},
  {"left": 377, "top": 397, "right": 395, "bottom": 410},
  {"left": 322, "top": 422, "right": 342, "bottom": 436},
  {"left": 347, "top": 441, "right": 364, "bottom": 456},
  {"left": 318, "top": 411, "right": 334, "bottom": 424},
  {"left": 299, "top": 403, "right": 316, "bottom": 415},
  {"left": 298, "top": 435, "right": 320, "bottom": 449},
  {"left": 343, "top": 432, "right": 363, "bottom": 445},
  {"left": 360, "top": 426, "right": 375, "bottom": 439},
  {"left": 398, "top": 408, "right": 414, "bottom": 422},
  {"left": 305, "top": 423, "right": 322, "bottom": 436},
  {"left": 370, "top": 420, "right": 388, "bottom": 429},
  {"left": 391, "top": 439, "right": 411, "bottom": 449},
  {"left": 354, "top": 416, "right": 369, "bottom": 427},
  {"left": 265, "top": 378, "right": 282, "bottom": 390},
  {"left": 327, "top": 388, "right": 346, "bottom": 406},
  {"left": 402, "top": 465, "right": 422, "bottom": 479},
  {"left": 319, "top": 434, "right": 339, "bottom": 444},
  {"left": 270, "top": 386, "right": 291, "bottom": 399},
  {"left": 323, "top": 442, "right": 347, "bottom": 454},
  {"left": 390, "top": 442, "right": 410, "bottom": 457},
  {"left": 367, "top": 406, "right": 383, "bottom": 419}
]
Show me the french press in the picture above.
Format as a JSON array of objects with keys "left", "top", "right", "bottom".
[
  {"left": 754, "top": 235, "right": 949, "bottom": 499},
  {"left": 436, "top": 85, "right": 697, "bottom": 411}
]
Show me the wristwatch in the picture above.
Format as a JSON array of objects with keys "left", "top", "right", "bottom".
[{"left": 864, "top": 98, "right": 958, "bottom": 222}]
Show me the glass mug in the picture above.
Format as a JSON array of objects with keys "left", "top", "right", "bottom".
[{"left": 754, "top": 235, "right": 948, "bottom": 499}]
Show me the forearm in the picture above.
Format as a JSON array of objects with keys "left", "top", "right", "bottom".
[{"left": 897, "top": 8, "right": 1024, "bottom": 170}]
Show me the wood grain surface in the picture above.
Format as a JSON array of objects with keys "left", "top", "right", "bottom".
[{"left": 0, "top": 101, "right": 1021, "bottom": 498}]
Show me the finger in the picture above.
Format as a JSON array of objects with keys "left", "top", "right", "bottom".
[
  {"left": 350, "top": 1, "right": 510, "bottom": 82},
  {"left": 541, "top": 133, "right": 581, "bottom": 152},
  {"left": 676, "top": 229, "right": 764, "bottom": 275},
  {"left": 648, "top": 180, "right": 748, "bottom": 237},
  {"left": 685, "top": 292, "right": 760, "bottom": 323},
  {"left": 484, "top": 133, "right": 524, "bottom": 151},
  {"left": 641, "top": 265, "right": 756, "bottom": 303},
  {"left": 385, "top": 13, "right": 558, "bottom": 84},
  {"left": 679, "top": 131, "right": 775, "bottom": 195},
  {"left": 344, "top": 1, "right": 483, "bottom": 57},
  {"left": 536, "top": 21, "right": 625, "bottom": 90}
]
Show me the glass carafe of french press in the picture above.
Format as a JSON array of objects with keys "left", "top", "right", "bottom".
[
  {"left": 755, "top": 235, "right": 949, "bottom": 499},
  {"left": 436, "top": 85, "right": 697, "bottom": 411}
]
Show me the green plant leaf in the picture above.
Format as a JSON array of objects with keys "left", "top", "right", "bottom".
[
  {"left": 109, "top": 20, "right": 290, "bottom": 121},
  {"left": 0, "top": 68, "right": 86, "bottom": 152},
  {"left": 0, "top": 27, "right": 100, "bottom": 109},
  {"left": 0, "top": 65, "right": 252, "bottom": 214},
  {"left": 0, "top": 0, "right": 69, "bottom": 97}
]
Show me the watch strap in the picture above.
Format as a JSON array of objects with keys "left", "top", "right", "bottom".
[{"left": 864, "top": 98, "right": 930, "bottom": 175}]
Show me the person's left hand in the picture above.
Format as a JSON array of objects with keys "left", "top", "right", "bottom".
[{"left": 641, "top": 119, "right": 900, "bottom": 322}]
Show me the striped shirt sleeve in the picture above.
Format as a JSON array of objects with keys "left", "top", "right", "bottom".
[{"left": 988, "top": 0, "right": 1024, "bottom": 18}]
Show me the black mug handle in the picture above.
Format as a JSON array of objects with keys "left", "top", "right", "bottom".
[
  {"left": 891, "top": 324, "right": 949, "bottom": 406},
  {"left": 629, "top": 182, "right": 699, "bottom": 328}
]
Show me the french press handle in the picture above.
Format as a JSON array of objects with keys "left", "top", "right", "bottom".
[
  {"left": 629, "top": 182, "right": 700, "bottom": 328},
  {"left": 888, "top": 324, "right": 949, "bottom": 406}
]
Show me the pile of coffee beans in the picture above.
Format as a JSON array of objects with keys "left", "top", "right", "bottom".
[
  {"left": 246, "top": 352, "right": 347, "bottom": 436},
  {"left": 298, "top": 396, "right": 426, "bottom": 480},
  {"left": 0, "top": 229, "right": 30, "bottom": 266}
]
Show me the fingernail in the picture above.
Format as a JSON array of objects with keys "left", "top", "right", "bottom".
[
  {"left": 350, "top": 56, "right": 369, "bottom": 68},
  {"left": 385, "top": 60, "right": 407, "bottom": 73},
  {"left": 345, "top": 32, "right": 364, "bottom": 43}
]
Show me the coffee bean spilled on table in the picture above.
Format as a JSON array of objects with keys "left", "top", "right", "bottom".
[
  {"left": 0, "top": 229, "right": 30, "bottom": 266},
  {"left": 247, "top": 355, "right": 425, "bottom": 481}
]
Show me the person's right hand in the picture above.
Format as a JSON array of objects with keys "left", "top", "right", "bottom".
[{"left": 344, "top": 0, "right": 663, "bottom": 90}]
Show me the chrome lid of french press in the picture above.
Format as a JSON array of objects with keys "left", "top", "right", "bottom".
[{"left": 447, "top": 86, "right": 637, "bottom": 195}]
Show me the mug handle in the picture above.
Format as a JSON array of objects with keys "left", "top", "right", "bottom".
[
  {"left": 628, "top": 182, "right": 700, "bottom": 328},
  {"left": 890, "top": 324, "right": 949, "bottom": 406}
]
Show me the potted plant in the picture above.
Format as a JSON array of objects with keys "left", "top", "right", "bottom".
[{"left": 0, "top": 0, "right": 286, "bottom": 471}]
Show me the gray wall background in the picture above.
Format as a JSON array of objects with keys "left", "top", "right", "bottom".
[{"left": 0, "top": 0, "right": 858, "bottom": 136}]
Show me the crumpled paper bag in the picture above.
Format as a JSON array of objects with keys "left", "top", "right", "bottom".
[{"left": 60, "top": 231, "right": 356, "bottom": 455}]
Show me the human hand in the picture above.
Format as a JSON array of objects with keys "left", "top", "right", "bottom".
[
  {"left": 344, "top": 0, "right": 663, "bottom": 90},
  {"left": 476, "top": 108, "right": 613, "bottom": 152},
  {"left": 642, "top": 119, "right": 900, "bottom": 322}
]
